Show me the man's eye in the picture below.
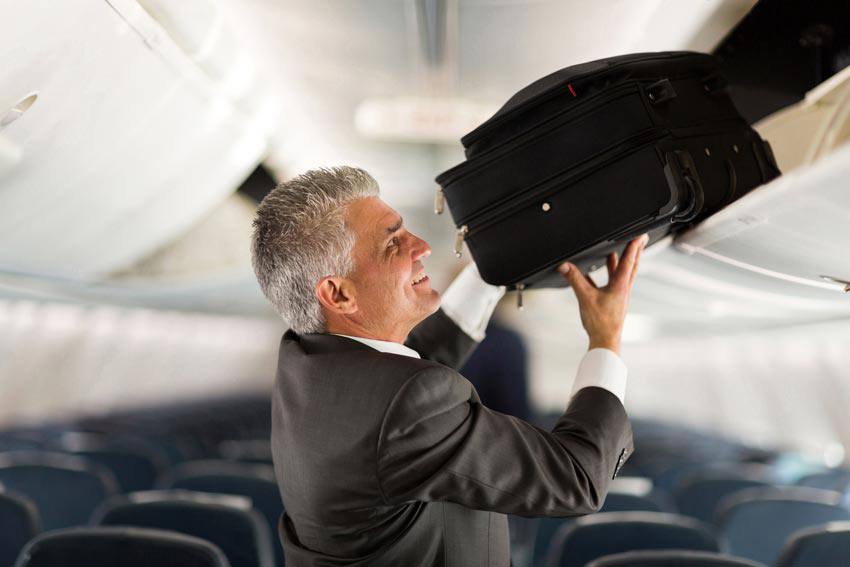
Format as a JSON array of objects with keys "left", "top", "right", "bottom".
[{"left": 388, "top": 237, "right": 399, "bottom": 248}]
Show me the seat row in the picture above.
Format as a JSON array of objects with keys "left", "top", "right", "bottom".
[
  {"left": 3, "top": 408, "right": 849, "bottom": 567},
  {"left": 0, "top": 457, "right": 284, "bottom": 567},
  {"left": 0, "top": 394, "right": 272, "bottom": 465},
  {"left": 511, "top": 417, "right": 850, "bottom": 567},
  {"left": 518, "top": 475, "right": 850, "bottom": 566},
  {"left": 541, "top": 506, "right": 850, "bottom": 567},
  {"left": 11, "top": 514, "right": 850, "bottom": 567}
]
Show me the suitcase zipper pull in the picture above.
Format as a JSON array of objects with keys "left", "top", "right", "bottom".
[
  {"left": 453, "top": 225, "right": 468, "bottom": 258},
  {"left": 516, "top": 283, "right": 525, "bottom": 310},
  {"left": 434, "top": 186, "right": 445, "bottom": 215}
]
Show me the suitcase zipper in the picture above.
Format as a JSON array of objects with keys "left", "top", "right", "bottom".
[
  {"left": 454, "top": 128, "right": 665, "bottom": 239},
  {"left": 453, "top": 225, "right": 468, "bottom": 257},
  {"left": 461, "top": 52, "right": 697, "bottom": 150},
  {"left": 434, "top": 186, "right": 445, "bottom": 215},
  {"left": 451, "top": 129, "right": 665, "bottom": 257},
  {"left": 446, "top": 82, "right": 641, "bottom": 172}
]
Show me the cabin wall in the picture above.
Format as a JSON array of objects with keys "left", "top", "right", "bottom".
[
  {"left": 2, "top": 296, "right": 848, "bottom": 466},
  {"left": 0, "top": 299, "right": 282, "bottom": 427},
  {"left": 623, "top": 321, "right": 850, "bottom": 462},
  {"left": 507, "top": 299, "right": 850, "bottom": 464}
]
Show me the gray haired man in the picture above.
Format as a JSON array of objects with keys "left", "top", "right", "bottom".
[{"left": 251, "top": 166, "right": 646, "bottom": 566}]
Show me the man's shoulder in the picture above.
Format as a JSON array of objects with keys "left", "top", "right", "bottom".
[
  {"left": 273, "top": 332, "right": 471, "bottom": 453},
  {"left": 278, "top": 330, "right": 461, "bottom": 392}
]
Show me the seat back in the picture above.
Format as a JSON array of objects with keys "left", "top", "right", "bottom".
[
  {"left": 777, "top": 521, "right": 850, "bottom": 567},
  {"left": 14, "top": 526, "right": 230, "bottom": 567},
  {"left": 72, "top": 449, "right": 163, "bottom": 492},
  {"left": 531, "top": 492, "right": 663, "bottom": 566},
  {"left": 0, "top": 491, "right": 40, "bottom": 567},
  {"left": 587, "top": 550, "right": 767, "bottom": 567},
  {"left": 93, "top": 490, "right": 274, "bottom": 567},
  {"left": 718, "top": 487, "right": 850, "bottom": 566},
  {"left": 547, "top": 511, "right": 719, "bottom": 567},
  {"left": 0, "top": 436, "right": 43, "bottom": 452},
  {"left": 0, "top": 451, "right": 118, "bottom": 530},
  {"left": 218, "top": 440, "right": 273, "bottom": 465},
  {"left": 55, "top": 433, "right": 169, "bottom": 493},
  {"left": 796, "top": 470, "right": 850, "bottom": 492},
  {"left": 672, "top": 474, "right": 770, "bottom": 524},
  {"left": 652, "top": 462, "right": 770, "bottom": 493},
  {"left": 159, "top": 460, "right": 283, "bottom": 566}
]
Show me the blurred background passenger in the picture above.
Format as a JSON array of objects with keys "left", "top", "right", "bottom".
[{"left": 460, "top": 307, "right": 533, "bottom": 422}]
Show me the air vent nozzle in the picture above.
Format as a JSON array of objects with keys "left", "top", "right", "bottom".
[{"left": 0, "top": 92, "right": 38, "bottom": 131}]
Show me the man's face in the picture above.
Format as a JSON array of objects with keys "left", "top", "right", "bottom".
[{"left": 345, "top": 196, "right": 440, "bottom": 335}]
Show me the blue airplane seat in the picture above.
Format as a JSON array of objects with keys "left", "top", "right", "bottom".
[
  {"left": 158, "top": 460, "right": 284, "bottom": 565},
  {"left": 672, "top": 472, "right": 771, "bottom": 524},
  {"left": 717, "top": 487, "right": 850, "bottom": 566},
  {"left": 0, "top": 490, "right": 40, "bottom": 567},
  {"left": 0, "top": 451, "right": 118, "bottom": 530},
  {"left": 587, "top": 549, "right": 766, "bottom": 567},
  {"left": 14, "top": 526, "right": 230, "bottom": 567},
  {"left": 776, "top": 521, "right": 850, "bottom": 567},
  {"left": 545, "top": 511, "right": 719, "bottom": 567},
  {"left": 52, "top": 432, "right": 169, "bottom": 493},
  {"left": 93, "top": 489, "right": 274, "bottom": 567},
  {"left": 530, "top": 491, "right": 664, "bottom": 566}
]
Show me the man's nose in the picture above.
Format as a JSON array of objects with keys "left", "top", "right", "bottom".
[{"left": 411, "top": 234, "right": 432, "bottom": 261}]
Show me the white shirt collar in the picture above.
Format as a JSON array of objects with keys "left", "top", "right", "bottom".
[{"left": 330, "top": 334, "right": 421, "bottom": 359}]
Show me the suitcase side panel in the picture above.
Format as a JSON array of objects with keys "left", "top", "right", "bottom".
[
  {"left": 464, "top": 125, "right": 776, "bottom": 287},
  {"left": 441, "top": 90, "right": 654, "bottom": 225},
  {"left": 440, "top": 76, "right": 747, "bottom": 226},
  {"left": 465, "top": 146, "right": 671, "bottom": 285}
]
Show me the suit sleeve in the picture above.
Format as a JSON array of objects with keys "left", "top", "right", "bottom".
[
  {"left": 404, "top": 309, "right": 478, "bottom": 370},
  {"left": 375, "top": 366, "right": 634, "bottom": 517}
]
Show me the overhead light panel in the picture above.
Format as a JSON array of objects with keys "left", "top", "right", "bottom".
[{"left": 354, "top": 96, "right": 497, "bottom": 143}]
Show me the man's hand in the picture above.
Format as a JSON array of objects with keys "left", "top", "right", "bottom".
[{"left": 557, "top": 234, "right": 648, "bottom": 354}]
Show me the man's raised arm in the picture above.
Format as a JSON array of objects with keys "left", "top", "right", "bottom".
[{"left": 383, "top": 235, "right": 648, "bottom": 516}]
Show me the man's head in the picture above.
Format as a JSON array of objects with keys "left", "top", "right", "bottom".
[{"left": 251, "top": 166, "right": 440, "bottom": 341}]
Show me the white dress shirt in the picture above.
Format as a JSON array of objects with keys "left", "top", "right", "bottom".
[
  {"left": 333, "top": 335, "right": 422, "bottom": 359},
  {"left": 334, "top": 262, "right": 628, "bottom": 405}
]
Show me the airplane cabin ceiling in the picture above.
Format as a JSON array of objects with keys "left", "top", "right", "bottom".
[
  {"left": 219, "top": 0, "right": 757, "bottom": 196},
  {"left": 0, "top": 0, "right": 271, "bottom": 280},
  {"left": 5, "top": 0, "right": 850, "bottom": 339}
]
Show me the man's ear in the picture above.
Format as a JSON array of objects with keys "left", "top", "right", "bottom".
[{"left": 315, "top": 276, "right": 357, "bottom": 315}]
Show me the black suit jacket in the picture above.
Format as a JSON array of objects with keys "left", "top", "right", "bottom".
[{"left": 271, "top": 309, "right": 633, "bottom": 566}]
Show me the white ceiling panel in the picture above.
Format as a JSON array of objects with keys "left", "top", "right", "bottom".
[{"left": 0, "top": 0, "right": 268, "bottom": 279}]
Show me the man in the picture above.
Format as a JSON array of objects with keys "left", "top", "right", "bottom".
[{"left": 251, "top": 166, "right": 646, "bottom": 566}]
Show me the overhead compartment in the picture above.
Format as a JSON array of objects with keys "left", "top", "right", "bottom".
[
  {"left": 755, "top": 65, "right": 850, "bottom": 173},
  {"left": 673, "top": 66, "right": 850, "bottom": 295},
  {"left": 674, "top": 141, "right": 850, "bottom": 294},
  {"left": 0, "top": 0, "right": 270, "bottom": 280}
]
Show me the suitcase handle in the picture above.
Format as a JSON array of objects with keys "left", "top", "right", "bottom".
[
  {"left": 663, "top": 150, "right": 705, "bottom": 223},
  {"left": 674, "top": 175, "right": 704, "bottom": 222},
  {"left": 646, "top": 79, "right": 677, "bottom": 104}
]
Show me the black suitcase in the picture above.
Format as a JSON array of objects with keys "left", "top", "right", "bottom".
[{"left": 434, "top": 51, "right": 780, "bottom": 295}]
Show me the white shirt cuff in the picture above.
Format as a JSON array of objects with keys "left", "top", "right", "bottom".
[
  {"left": 570, "top": 348, "right": 628, "bottom": 405},
  {"left": 440, "top": 263, "right": 506, "bottom": 342}
]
